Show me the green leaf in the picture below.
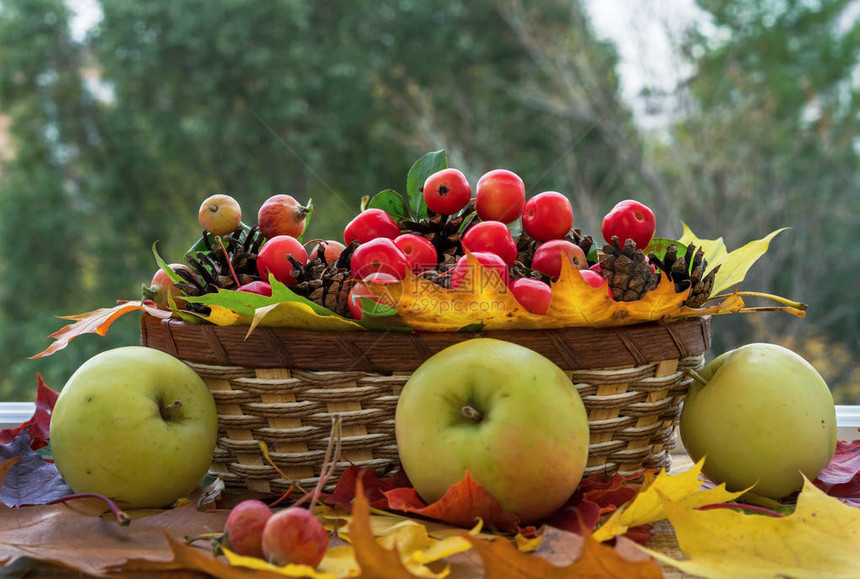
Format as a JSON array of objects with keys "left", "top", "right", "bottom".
[
  {"left": 367, "top": 189, "right": 411, "bottom": 222},
  {"left": 506, "top": 218, "right": 523, "bottom": 240},
  {"left": 406, "top": 150, "right": 447, "bottom": 220},
  {"left": 645, "top": 238, "right": 686, "bottom": 262},
  {"left": 184, "top": 275, "right": 343, "bottom": 319},
  {"left": 358, "top": 296, "right": 398, "bottom": 318},
  {"left": 151, "top": 242, "right": 183, "bottom": 283},
  {"left": 297, "top": 198, "right": 313, "bottom": 242}
]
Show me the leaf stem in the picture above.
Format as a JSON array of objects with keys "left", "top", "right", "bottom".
[
  {"left": 697, "top": 502, "right": 785, "bottom": 518},
  {"left": 48, "top": 493, "right": 131, "bottom": 526},
  {"left": 707, "top": 291, "right": 807, "bottom": 311}
]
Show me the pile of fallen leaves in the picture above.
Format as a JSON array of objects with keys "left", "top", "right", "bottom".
[{"left": 2, "top": 375, "right": 859, "bottom": 578}]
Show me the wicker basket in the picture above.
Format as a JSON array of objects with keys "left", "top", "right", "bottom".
[{"left": 140, "top": 313, "right": 710, "bottom": 494}]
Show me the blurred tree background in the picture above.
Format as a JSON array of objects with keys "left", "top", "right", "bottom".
[{"left": 0, "top": 0, "right": 857, "bottom": 403}]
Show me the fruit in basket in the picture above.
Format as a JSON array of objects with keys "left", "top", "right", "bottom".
[
  {"left": 262, "top": 507, "right": 329, "bottom": 567},
  {"left": 256, "top": 235, "right": 308, "bottom": 286},
  {"left": 531, "top": 240, "right": 587, "bottom": 280},
  {"left": 423, "top": 168, "right": 472, "bottom": 215},
  {"left": 49, "top": 346, "right": 218, "bottom": 509},
  {"left": 257, "top": 194, "right": 311, "bottom": 240},
  {"left": 343, "top": 208, "right": 401, "bottom": 245},
  {"left": 396, "top": 338, "right": 589, "bottom": 523},
  {"left": 461, "top": 220, "right": 519, "bottom": 266},
  {"left": 308, "top": 240, "right": 346, "bottom": 263},
  {"left": 223, "top": 499, "right": 273, "bottom": 558},
  {"left": 198, "top": 194, "right": 242, "bottom": 236},
  {"left": 450, "top": 251, "right": 510, "bottom": 289},
  {"left": 509, "top": 277, "right": 552, "bottom": 315},
  {"left": 143, "top": 264, "right": 193, "bottom": 310},
  {"left": 601, "top": 199, "right": 656, "bottom": 251},
  {"left": 522, "top": 192, "right": 574, "bottom": 241},
  {"left": 394, "top": 234, "right": 438, "bottom": 274},
  {"left": 679, "top": 343, "right": 837, "bottom": 499},
  {"left": 351, "top": 237, "right": 409, "bottom": 280},
  {"left": 237, "top": 280, "right": 273, "bottom": 297},
  {"left": 348, "top": 272, "right": 399, "bottom": 320},
  {"left": 475, "top": 169, "right": 526, "bottom": 223}
]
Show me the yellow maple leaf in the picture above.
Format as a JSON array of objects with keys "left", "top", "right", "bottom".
[
  {"left": 366, "top": 252, "right": 692, "bottom": 331},
  {"left": 640, "top": 478, "right": 860, "bottom": 578},
  {"left": 593, "top": 459, "right": 746, "bottom": 542}
]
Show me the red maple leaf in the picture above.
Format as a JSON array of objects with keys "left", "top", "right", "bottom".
[
  {"left": 0, "top": 374, "right": 59, "bottom": 451},
  {"left": 384, "top": 471, "right": 521, "bottom": 532},
  {"left": 814, "top": 436, "right": 860, "bottom": 507}
]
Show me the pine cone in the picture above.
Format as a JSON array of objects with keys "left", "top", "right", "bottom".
[
  {"left": 178, "top": 226, "right": 265, "bottom": 296},
  {"left": 290, "top": 241, "right": 358, "bottom": 317},
  {"left": 400, "top": 204, "right": 478, "bottom": 266},
  {"left": 599, "top": 237, "right": 660, "bottom": 301},
  {"left": 648, "top": 244, "right": 720, "bottom": 308}
]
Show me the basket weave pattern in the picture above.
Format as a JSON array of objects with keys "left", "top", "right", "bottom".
[{"left": 141, "top": 314, "right": 710, "bottom": 493}]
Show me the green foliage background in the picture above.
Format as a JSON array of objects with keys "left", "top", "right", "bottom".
[{"left": 0, "top": 0, "right": 858, "bottom": 403}]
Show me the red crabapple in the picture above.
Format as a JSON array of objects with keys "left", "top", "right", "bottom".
[
  {"left": 450, "top": 251, "right": 510, "bottom": 289},
  {"left": 261, "top": 507, "right": 329, "bottom": 568},
  {"left": 258, "top": 194, "right": 310, "bottom": 240},
  {"left": 509, "top": 278, "right": 552, "bottom": 315},
  {"left": 348, "top": 272, "right": 399, "bottom": 320},
  {"left": 256, "top": 235, "right": 308, "bottom": 286},
  {"left": 423, "top": 168, "right": 472, "bottom": 215},
  {"left": 531, "top": 240, "right": 587, "bottom": 280},
  {"left": 601, "top": 199, "right": 656, "bottom": 251},
  {"left": 522, "top": 191, "right": 574, "bottom": 241},
  {"left": 475, "top": 169, "right": 526, "bottom": 223},
  {"left": 343, "top": 209, "right": 400, "bottom": 245},
  {"left": 222, "top": 499, "right": 273, "bottom": 559},
  {"left": 461, "top": 221, "right": 518, "bottom": 266},
  {"left": 350, "top": 237, "right": 409, "bottom": 280},
  {"left": 394, "top": 234, "right": 438, "bottom": 273}
]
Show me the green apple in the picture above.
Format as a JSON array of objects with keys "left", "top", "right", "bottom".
[
  {"left": 395, "top": 338, "right": 590, "bottom": 523},
  {"left": 50, "top": 346, "right": 218, "bottom": 509},
  {"left": 680, "top": 343, "right": 837, "bottom": 499}
]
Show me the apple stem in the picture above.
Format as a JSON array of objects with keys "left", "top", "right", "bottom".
[
  {"left": 216, "top": 236, "right": 242, "bottom": 288},
  {"left": 462, "top": 405, "right": 483, "bottom": 422},
  {"left": 48, "top": 493, "right": 131, "bottom": 526},
  {"left": 687, "top": 369, "right": 708, "bottom": 387}
]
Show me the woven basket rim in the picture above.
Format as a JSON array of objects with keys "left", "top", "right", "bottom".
[{"left": 141, "top": 313, "right": 711, "bottom": 373}]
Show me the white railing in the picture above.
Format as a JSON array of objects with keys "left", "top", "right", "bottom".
[{"left": 2, "top": 403, "right": 858, "bottom": 439}]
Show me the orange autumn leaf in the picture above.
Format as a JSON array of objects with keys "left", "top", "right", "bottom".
[
  {"left": 30, "top": 301, "right": 172, "bottom": 359},
  {"left": 463, "top": 528, "right": 664, "bottom": 578},
  {"left": 384, "top": 471, "right": 521, "bottom": 532}
]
